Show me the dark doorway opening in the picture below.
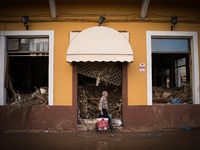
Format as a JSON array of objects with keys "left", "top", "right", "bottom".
[{"left": 77, "top": 62, "right": 122, "bottom": 125}]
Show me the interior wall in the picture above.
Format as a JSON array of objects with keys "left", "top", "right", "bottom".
[{"left": 0, "top": 2, "right": 200, "bottom": 105}]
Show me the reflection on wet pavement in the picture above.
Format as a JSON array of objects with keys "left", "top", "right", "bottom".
[
  {"left": 1, "top": 129, "right": 200, "bottom": 150},
  {"left": 97, "top": 141, "right": 109, "bottom": 150}
]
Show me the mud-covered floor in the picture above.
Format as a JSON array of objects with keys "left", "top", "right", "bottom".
[{"left": 1, "top": 128, "right": 200, "bottom": 150}]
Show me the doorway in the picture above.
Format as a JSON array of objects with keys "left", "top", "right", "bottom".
[{"left": 76, "top": 62, "right": 123, "bottom": 125}]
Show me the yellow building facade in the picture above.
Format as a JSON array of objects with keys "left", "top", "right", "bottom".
[{"left": 0, "top": 0, "right": 200, "bottom": 130}]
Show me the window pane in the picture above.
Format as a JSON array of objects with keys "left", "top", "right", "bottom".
[
  {"left": 152, "top": 39, "right": 189, "bottom": 52},
  {"left": 176, "top": 66, "right": 186, "bottom": 87},
  {"left": 176, "top": 58, "right": 186, "bottom": 67},
  {"left": 7, "top": 39, "right": 19, "bottom": 50},
  {"left": 21, "top": 38, "right": 49, "bottom": 51}
]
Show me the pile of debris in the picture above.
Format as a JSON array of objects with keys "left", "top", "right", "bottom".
[
  {"left": 152, "top": 83, "right": 192, "bottom": 104},
  {"left": 78, "top": 84, "right": 122, "bottom": 120},
  {"left": 7, "top": 77, "right": 48, "bottom": 120}
]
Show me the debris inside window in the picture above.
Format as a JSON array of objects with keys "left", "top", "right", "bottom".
[
  {"left": 152, "top": 83, "right": 192, "bottom": 104},
  {"left": 6, "top": 56, "right": 48, "bottom": 120}
]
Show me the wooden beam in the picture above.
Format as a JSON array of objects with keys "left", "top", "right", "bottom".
[
  {"left": 141, "top": 0, "right": 150, "bottom": 18},
  {"left": 49, "top": 0, "right": 56, "bottom": 19}
]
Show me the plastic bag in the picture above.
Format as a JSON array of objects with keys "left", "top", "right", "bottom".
[
  {"left": 115, "top": 119, "right": 122, "bottom": 126},
  {"left": 97, "top": 118, "right": 109, "bottom": 130}
]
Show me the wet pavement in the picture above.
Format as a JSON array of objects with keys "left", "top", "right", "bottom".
[{"left": 0, "top": 128, "right": 200, "bottom": 150}]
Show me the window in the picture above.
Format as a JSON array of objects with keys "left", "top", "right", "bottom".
[
  {"left": 0, "top": 31, "right": 54, "bottom": 106},
  {"left": 6, "top": 37, "right": 49, "bottom": 103},
  {"left": 152, "top": 39, "right": 189, "bottom": 53},
  {"left": 147, "top": 31, "right": 199, "bottom": 105},
  {"left": 7, "top": 38, "right": 49, "bottom": 52},
  {"left": 175, "top": 57, "right": 187, "bottom": 87},
  {"left": 151, "top": 38, "right": 191, "bottom": 104},
  {"left": 21, "top": 38, "right": 49, "bottom": 51},
  {"left": 176, "top": 57, "right": 186, "bottom": 67},
  {"left": 7, "top": 39, "right": 20, "bottom": 51}
]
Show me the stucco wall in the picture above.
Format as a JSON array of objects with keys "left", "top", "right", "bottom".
[
  {"left": 0, "top": 2, "right": 200, "bottom": 106},
  {"left": 0, "top": 105, "right": 200, "bottom": 130},
  {"left": 123, "top": 104, "right": 200, "bottom": 130}
]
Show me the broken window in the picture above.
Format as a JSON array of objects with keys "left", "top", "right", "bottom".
[
  {"left": 152, "top": 39, "right": 192, "bottom": 104},
  {"left": 6, "top": 37, "right": 49, "bottom": 105},
  {"left": 77, "top": 62, "right": 122, "bottom": 125}
]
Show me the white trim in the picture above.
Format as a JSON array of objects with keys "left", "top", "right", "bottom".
[
  {"left": 146, "top": 31, "right": 152, "bottom": 105},
  {"left": 48, "top": 0, "right": 56, "bottom": 19},
  {"left": 141, "top": 0, "right": 150, "bottom": 18},
  {"left": 0, "top": 31, "right": 6, "bottom": 105},
  {"left": 146, "top": 31, "right": 199, "bottom": 105},
  {"left": 48, "top": 31, "right": 54, "bottom": 106},
  {"left": 0, "top": 31, "right": 54, "bottom": 106}
]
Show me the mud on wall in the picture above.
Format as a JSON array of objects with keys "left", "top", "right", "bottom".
[
  {"left": 0, "top": 105, "right": 200, "bottom": 130},
  {"left": 0, "top": 106, "right": 76, "bottom": 130},
  {"left": 123, "top": 104, "right": 200, "bottom": 130}
]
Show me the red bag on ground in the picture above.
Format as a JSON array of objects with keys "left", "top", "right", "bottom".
[{"left": 97, "top": 118, "right": 109, "bottom": 130}]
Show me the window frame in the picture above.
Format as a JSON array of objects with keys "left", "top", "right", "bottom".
[
  {"left": 0, "top": 31, "right": 54, "bottom": 106},
  {"left": 146, "top": 31, "right": 199, "bottom": 105}
]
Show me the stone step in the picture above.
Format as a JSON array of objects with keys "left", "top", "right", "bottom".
[
  {"left": 77, "top": 124, "right": 123, "bottom": 131},
  {"left": 80, "top": 118, "right": 122, "bottom": 125}
]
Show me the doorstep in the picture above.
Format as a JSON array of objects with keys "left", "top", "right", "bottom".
[
  {"left": 77, "top": 118, "right": 123, "bottom": 131},
  {"left": 80, "top": 118, "right": 122, "bottom": 124},
  {"left": 77, "top": 124, "right": 123, "bottom": 131}
]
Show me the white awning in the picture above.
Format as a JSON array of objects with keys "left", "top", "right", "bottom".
[{"left": 66, "top": 26, "right": 133, "bottom": 62}]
